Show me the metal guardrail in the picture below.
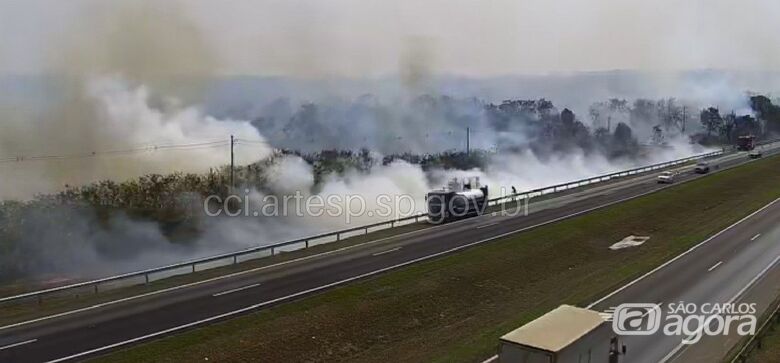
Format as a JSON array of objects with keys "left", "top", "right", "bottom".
[
  {"left": 0, "top": 145, "right": 765, "bottom": 306},
  {"left": 731, "top": 295, "right": 780, "bottom": 362},
  {"left": 485, "top": 150, "right": 724, "bottom": 207}
]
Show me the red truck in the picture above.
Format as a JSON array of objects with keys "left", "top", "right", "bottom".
[{"left": 737, "top": 135, "right": 756, "bottom": 151}]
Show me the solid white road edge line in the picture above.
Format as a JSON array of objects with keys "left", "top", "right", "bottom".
[
  {"left": 482, "top": 145, "right": 779, "bottom": 363},
  {"left": 45, "top": 183, "right": 694, "bottom": 362},
  {"left": 212, "top": 284, "right": 261, "bottom": 298},
  {"left": 1, "top": 163, "right": 690, "bottom": 334},
  {"left": 34, "top": 150, "right": 780, "bottom": 361},
  {"left": 658, "top": 254, "right": 780, "bottom": 363},
  {"left": 45, "top": 155, "right": 777, "bottom": 362},
  {"left": 586, "top": 197, "right": 780, "bottom": 309},
  {"left": 0, "top": 217, "right": 453, "bottom": 332},
  {"left": 0, "top": 339, "right": 37, "bottom": 351}
]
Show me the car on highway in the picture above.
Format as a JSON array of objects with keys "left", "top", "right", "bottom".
[
  {"left": 657, "top": 171, "right": 676, "bottom": 184},
  {"left": 749, "top": 150, "right": 763, "bottom": 159},
  {"left": 694, "top": 161, "right": 710, "bottom": 174}
]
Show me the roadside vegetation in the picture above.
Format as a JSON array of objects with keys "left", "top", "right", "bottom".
[
  {"left": 748, "top": 328, "right": 780, "bottom": 363},
  {"left": 91, "top": 154, "right": 780, "bottom": 363},
  {"left": 6, "top": 94, "right": 780, "bottom": 284},
  {"left": 0, "top": 158, "right": 678, "bottom": 326},
  {"left": 739, "top": 303, "right": 780, "bottom": 363}
]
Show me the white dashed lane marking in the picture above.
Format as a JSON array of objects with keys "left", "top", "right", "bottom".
[{"left": 212, "top": 284, "right": 261, "bottom": 297}]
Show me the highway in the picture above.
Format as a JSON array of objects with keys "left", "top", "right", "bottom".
[
  {"left": 0, "top": 147, "right": 777, "bottom": 362},
  {"left": 588, "top": 196, "right": 780, "bottom": 363}
]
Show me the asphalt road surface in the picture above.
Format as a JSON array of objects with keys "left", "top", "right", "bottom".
[
  {"left": 589, "top": 196, "right": 780, "bottom": 363},
  {"left": 0, "top": 148, "right": 777, "bottom": 363}
]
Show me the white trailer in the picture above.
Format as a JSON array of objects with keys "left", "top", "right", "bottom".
[{"left": 498, "top": 305, "right": 626, "bottom": 363}]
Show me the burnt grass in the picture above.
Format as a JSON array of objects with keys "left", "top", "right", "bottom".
[{"left": 95, "top": 155, "right": 780, "bottom": 363}]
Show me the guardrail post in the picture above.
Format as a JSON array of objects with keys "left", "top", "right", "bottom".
[
  {"left": 271, "top": 247, "right": 275, "bottom": 255},
  {"left": 336, "top": 233, "right": 341, "bottom": 241},
  {"left": 391, "top": 221, "right": 395, "bottom": 228},
  {"left": 305, "top": 240, "right": 309, "bottom": 248},
  {"left": 192, "top": 264, "right": 196, "bottom": 273},
  {"left": 94, "top": 283, "right": 99, "bottom": 294},
  {"left": 365, "top": 227, "right": 369, "bottom": 235},
  {"left": 233, "top": 255, "right": 238, "bottom": 264},
  {"left": 415, "top": 215, "right": 419, "bottom": 223},
  {"left": 145, "top": 273, "right": 149, "bottom": 284}
]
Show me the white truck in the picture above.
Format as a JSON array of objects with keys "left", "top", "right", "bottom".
[{"left": 498, "top": 305, "right": 626, "bottom": 363}]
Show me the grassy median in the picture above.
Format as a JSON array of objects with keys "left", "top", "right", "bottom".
[{"left": 94, "top": 155, "right": 780, "bottom": 363}]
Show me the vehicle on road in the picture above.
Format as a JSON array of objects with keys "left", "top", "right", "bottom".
[
  {"left": 498, "top": 305, "right": 626, "bottom": 363},
  {"left": 426, "top": 177, "right": 488, "bottom": 224},
  {"left": 657, "top": 171, "right": 676, "bottom": 184},
  {"left": 694, "top": 161, "right": 710, "bottom": 174},
  {"left": 749, "top": 150, "right": 763, "bottom": 159},
  {"left": 737, "top": 135, "right": 756, "bottom": 151}
]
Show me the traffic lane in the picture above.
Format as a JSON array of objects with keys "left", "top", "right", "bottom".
[
  {"left": 8, "top": 208, "right": 595, "bottom": 363},
  {"left": 591, "top": 202, "right": 780, "bottom": 363},
  {"left": 4, "top": 240, "right": 447, "bottom": 362},
  {"left": 526, "top": 148, "right": 769, "bottom": 218},
  {"left": 0, "top": 159, "right": 748, "bottom": 362},
  {"left": 2, "top": 146, "right": 754, "bottom": 339},
  {"left": 590, "top": 197, "right": 780, "bottom": 312},
  {"left": 625, "top": 252, "right": 780, "bottom": 363},
  {"left": 671, "top": 260, "right": 780, "bottom": 362},
  {"left": 0, "top": 161, "right": 670, "bottom": 343},
  {"left": 0, "top": 208, "right": 497, "bottom": 337},
  {"left": 658, "top": 225, "right": 780, "bottom": 362},
  {"left": 1, "top": 153, "right": 772, "bottom": 362},
  {"left": 622, "top": 228, "right": 780, "bottom": 363},
  {"left": 0, "top": 167, "right": 692, "bottom": 362}
]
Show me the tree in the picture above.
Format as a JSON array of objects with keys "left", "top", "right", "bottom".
[
  {"left": 657, "top": 98, "right": 685, "bottom": 133},
  {"left": 560, "top": 108, "right": 575, "bottom": 130},
  {"left": 721, "top": 112, "right": 736, "bottom": 143},
  {"left": 613, "top": 122, "right": 635, "bottom": 147},
  {"left": 609, "top": 122, "right": 638, "bottom": 157},
  {"left": 699, "top": 107, "right": 723, "bottom": 136},
  {"left": 630, "top": 99, "right": 658, "bottom": 128},
  {"left": 751, "top": 95, "right": 780, "bottom": 135}
]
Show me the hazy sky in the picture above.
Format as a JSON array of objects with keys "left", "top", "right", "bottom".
[{"left": 1, "top": 0, "right": 779, "bottom": 77}]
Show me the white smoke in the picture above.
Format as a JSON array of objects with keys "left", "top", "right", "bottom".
[
  {"left": 0, "top": 76, "right": 271, "bottom": 200},
  {"left": 0, "top": 0, "right": 739, "bottom": 282},
  {"left": 2, "top": 76, "right": 721, "bottom": 282}
]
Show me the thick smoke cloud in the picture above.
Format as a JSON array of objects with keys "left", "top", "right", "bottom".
[
  {"left": 0, "top": 2, "right": 270, "bottom": 200},
  {"left": 0, "top": 0, "right": 773, "bottom": 282}
]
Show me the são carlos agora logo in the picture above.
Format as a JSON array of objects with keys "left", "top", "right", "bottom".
[{"left": 607, "top": 302, "right": 757, "bottom": 344}]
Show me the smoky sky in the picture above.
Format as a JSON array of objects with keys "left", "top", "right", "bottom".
[{"left": 2, "top": 0, "right": 780, "bottom": 77}]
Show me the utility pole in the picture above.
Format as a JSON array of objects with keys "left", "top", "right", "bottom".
[
  {"left": 230, "top": 135, "right": 235, "bottom": 192},
  {"left": 466, "top": 127, "right": 470, "bottom": 156}
]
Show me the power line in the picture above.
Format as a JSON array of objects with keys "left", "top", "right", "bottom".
[
  {"left": 0, "top": 140, "right": 230, "bottom": 164},
  {"left": 234, "top": 138, "right": 270, "bottom": 145}
]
